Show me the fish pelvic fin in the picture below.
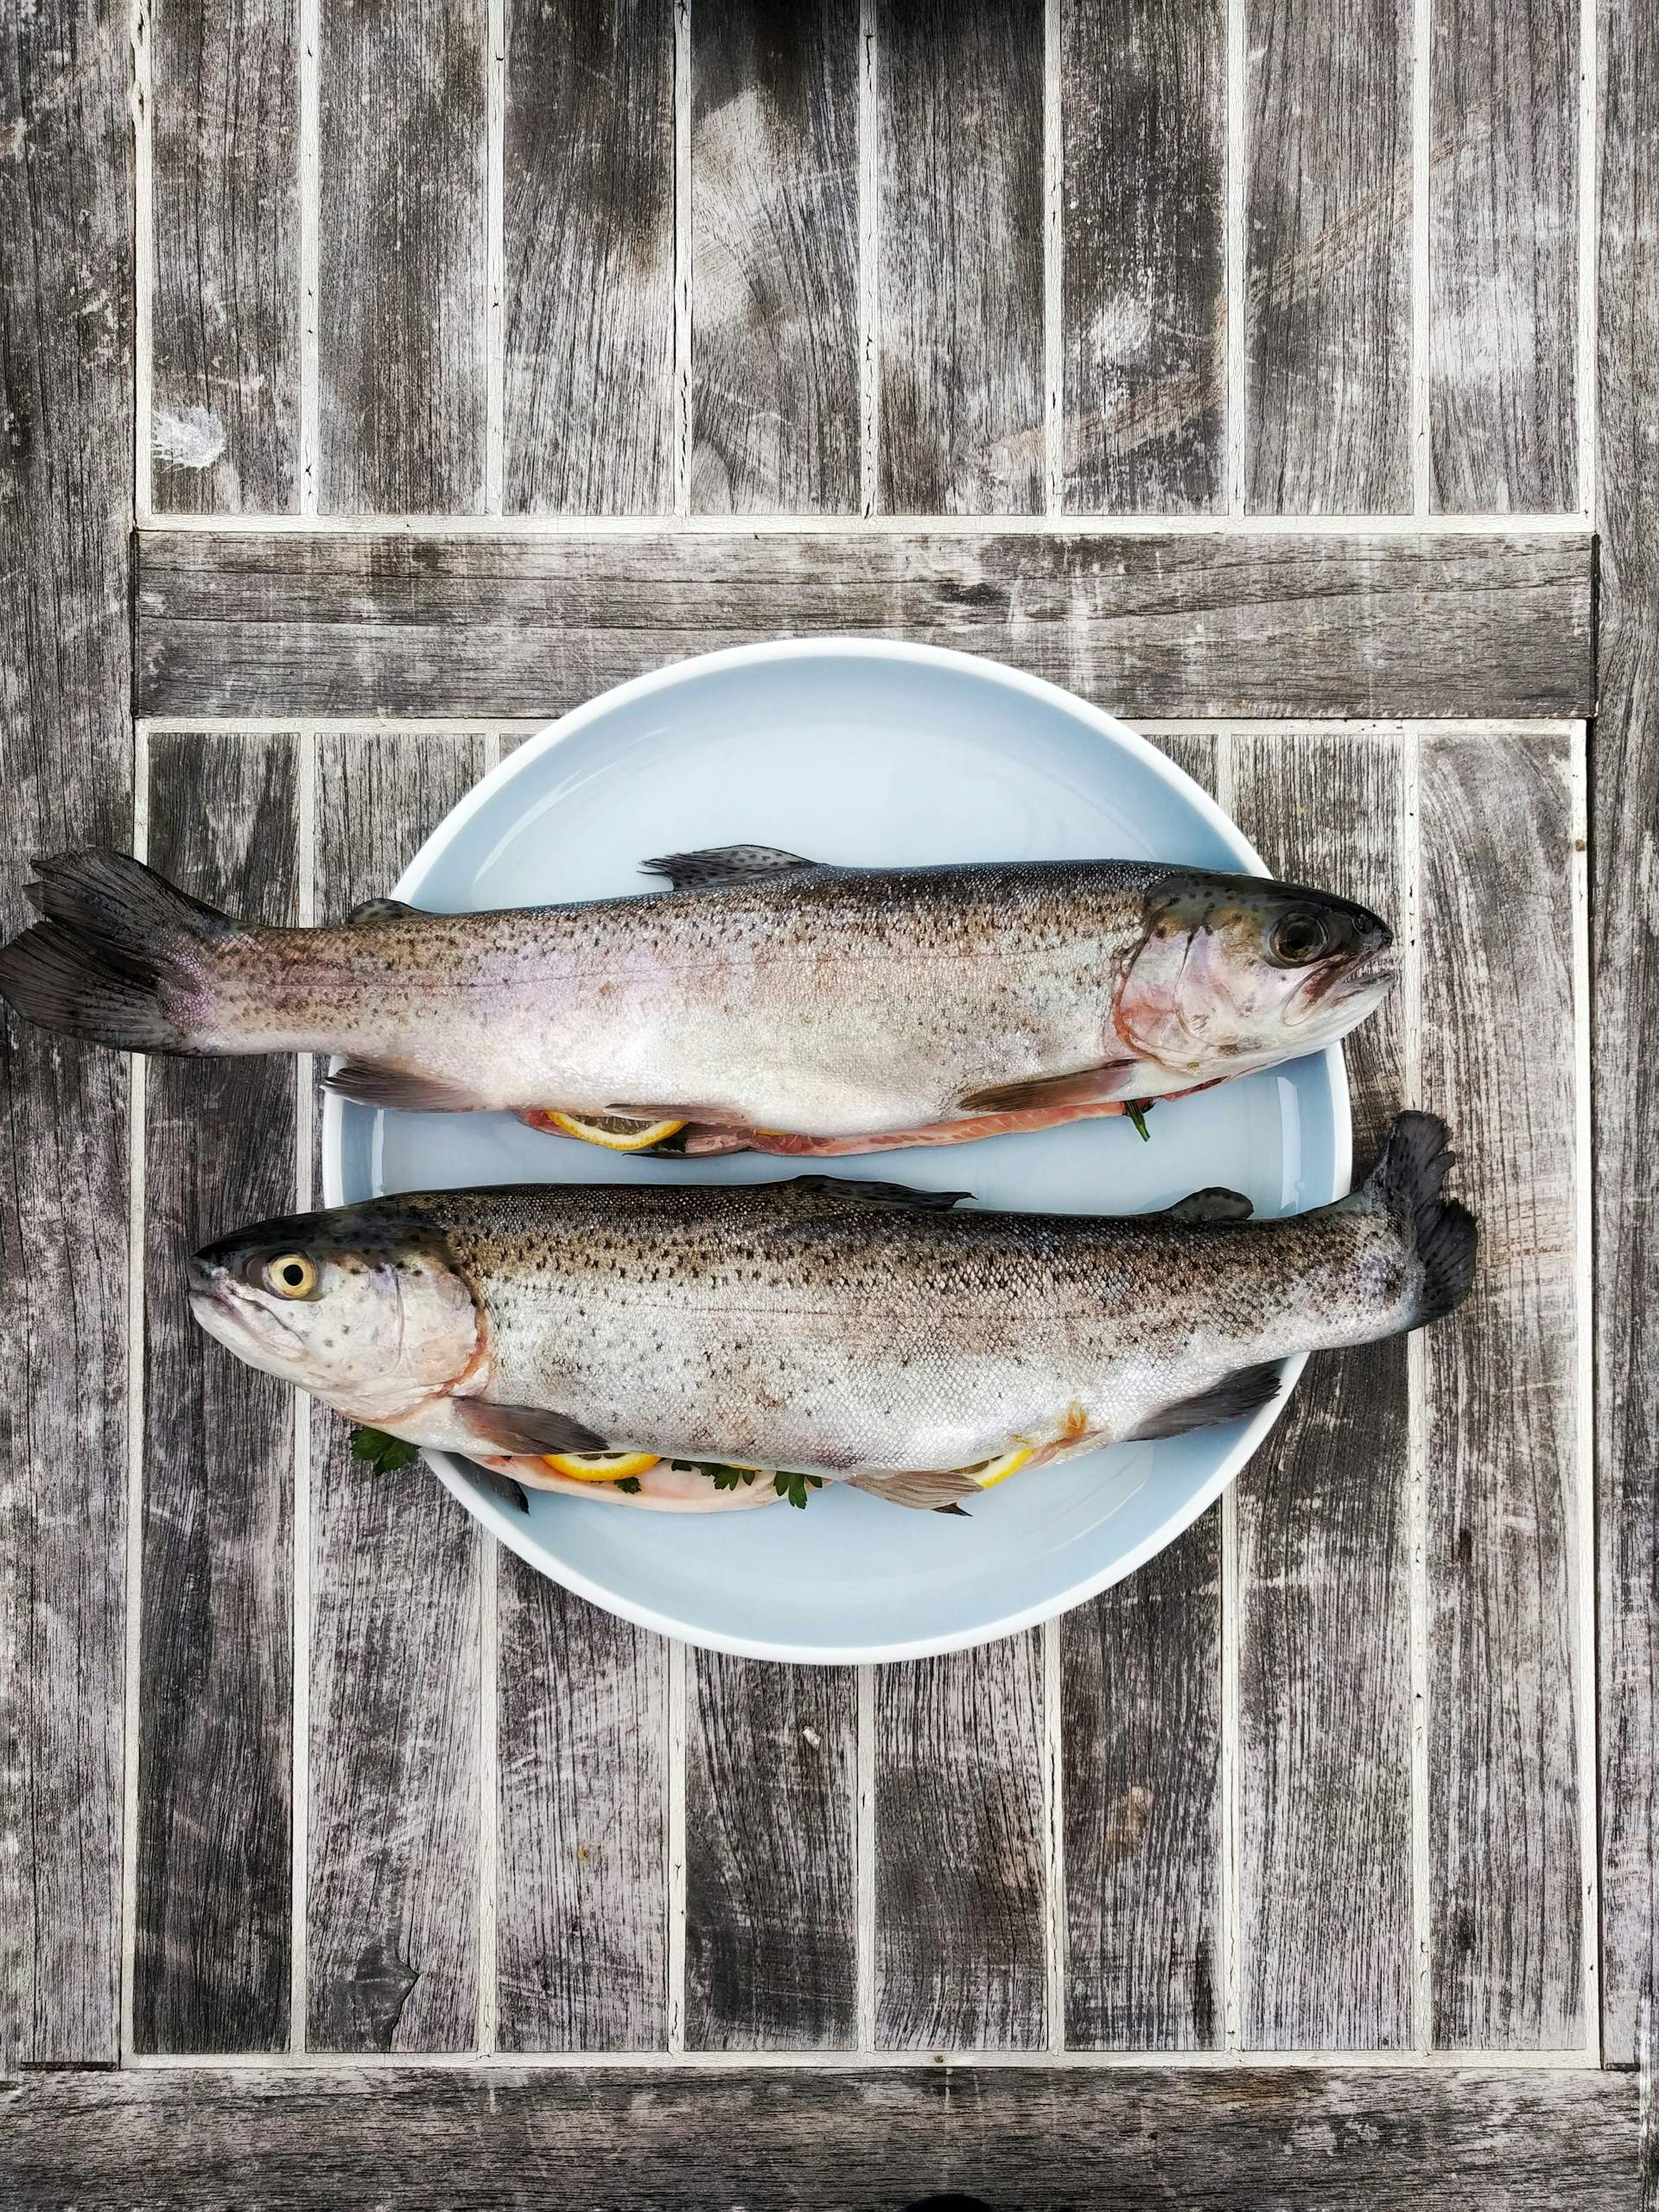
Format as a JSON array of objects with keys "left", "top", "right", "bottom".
[
  {"left": 1129, "top": 1360, "right": 1283, "bottom": 1440},
  {"left": 0, "top": 851, "right": 238, "bottom": 1053},
  {"left": 1339, "top": 1109, "right": 1478, "bottom": 1326},
  {"left": 1160, "top": 1186, "right": 1254, "bottom": 1225},
  {"left": 783, "top": 1174, "right": 973, "bottom": 1213},
  {"left": 640, "top": 844, "right": 822, "bottom": 892},
  {"left": 325, "top": 1062, "right": 481, "bottom": 1112},
  {"left": 848, "top": 1467, "right": 984, "bottom": 1510}
]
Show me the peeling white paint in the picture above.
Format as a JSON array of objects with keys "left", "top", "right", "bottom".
[{"left": 151, "top": 403, "right": 226, "bottom": 470}]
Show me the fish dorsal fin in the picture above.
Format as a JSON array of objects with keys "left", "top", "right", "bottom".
[
  {"left": 1160, "top": 1186, "right": 1254, "bottom": 1225},
  {"left": 785, "top": 1175, "right": 973, "bottom": 1213},
  {"left": 1129, "top": 1360, "right": 1281, "bottom": 1440},
  {"left": 640, "top": 845, "right": 823, "bottom": 892},
  {"left": 347, "top": 896, "right": 423, "bottom": 925}
]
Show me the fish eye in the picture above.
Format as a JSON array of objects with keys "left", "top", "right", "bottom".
[
  {"left": 1268, "top": 909, "right": 1336, "bottom": 967},
  {"left": 265, "top": 1252, "right": 318, "bottom": 1300}
]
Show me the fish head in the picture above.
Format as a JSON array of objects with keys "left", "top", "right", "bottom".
[
  {"left": 1116, "top": 869, "right": 1397, "bottom": 1077},
  {"left": 187, "top": 1200, "right": 480, "bottom": 1420}
]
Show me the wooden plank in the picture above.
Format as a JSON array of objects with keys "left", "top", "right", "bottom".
[
  {"left": 1418, "top": 732, "right": 1581, "bottom": 2048},
  {"left": 303, "top": 734, "right": 493, "bottom": 2053},
  {"left": 1429, "top": 0, "right": 1579, "bottom": 512},
  {"left": 495, "top": 1564, "right": 668, "bottom": 2051},
  {"left": 874, "top": 1637, "right": 1046, "bottom": 2050},
  {"left": 1245, "top": 0, "right": 1412, "bottom": 513},
  {"left": 878, "top": 1, "right": 1044, "bottom": 513},
  {"left": 137, "top": 734, "right": 298, "bottom": 2053},
  {"left": 1062, "top": 728, "right": 1220, "bottom": 2053},
  {"left": 685, "top": 1655, "right": 858, "bottom": 2049},
  {"left": 317, "top": 0, "right": 487, "bottom": 512},
  {"left": 0, "top": 2065, "right": 1639, "bottom": 2209},
  {"left": 0, "top": 0, "right": 132, "bottom": 2075},
  {"left": 135, "top": 527, "right": 1596, "bottom": 722},
  {"left": 690, "top": 0, "right": 859, "bottom": 513},
  {"left": 1061, "top": 0, "right": 1225, "bottom": 512},
  {"left": 1062, "top": 1514, "right": 1222, "bottom": 2050},
  {"left": 1229, "top": 729, "right": 1413, "bottom": 2048},
  {"left": 1597, "top": 0, "right": 1659, "bottom": 2070},
  {"left": 149, "top": 0, "right": 299, "bottom": 513},
  {"left": 505, "top": 0, "right": 674, "bottom": 514}
]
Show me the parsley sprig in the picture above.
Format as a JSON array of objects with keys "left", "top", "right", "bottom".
[
  {"left": 351, "top": 1425, "right": 418, "bottom": 1473},
  {"left": 1125, "top": 1100, "right": 1154, "bottom": 1142},
  {"left": 671, "top": 1459, "right": 825, "bottom": 1510}
]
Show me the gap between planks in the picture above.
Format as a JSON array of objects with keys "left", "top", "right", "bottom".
[
  {"left": 140, "top": 718, "right": 1587, "bottom": 741},
  {"left": 297, "top": 0, "right": 319, "bottom": 515},
  {"left": 1403, "top": 729, "right": 1430, "bottom": 2054},
  {"left": 289, "top": 739, "right": 316, "bottom": 2052},
  {"left": 139, "top": 509, "right": 1595, "bottom": 537},
  {"left": 118, "top": 732, "right": 151, "bottom": 2062},
  {"left": 857, "top": 0, "right": 878, "bottom": 518},
  {"left": 1410, "top": 0, "right": 1430, "bottom": 515},
  {"left": 1570, "top": 733, "right": 1600, "bottom": 2059},
  {"left": 485, "top": 0, "right": 505, "bottom": 517},
  {"left": 130, "top": 0, "right": 152, "bottom": 525},
  {"left": 1214, "top": 738, "right": 1242, "bottom": 2053}
]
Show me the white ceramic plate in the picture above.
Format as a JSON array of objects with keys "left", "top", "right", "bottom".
[{"left": 321, "top": 640, "right": 1350, "bottom": 1663}]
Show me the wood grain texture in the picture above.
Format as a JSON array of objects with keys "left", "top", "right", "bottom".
[
  {"left": 505, "top": 0, "right": 674, "bottom": 514},
  {"left": 1418, "top": 732, "right": 1582, "bottom": 2049},
  {"left": 1429, "top": 0, "right": 1579, "bottom": 512},
  {"left": 1062, "top": 728, "right": 1220, "bottom": 2053},
  {"left": 149, "top": 0, "right": 298, "bottom": 513},
  {"left": 495, "top": 1560, "right": 667, "bottom": 2051},
  {"left": 1596, "top": 0, "right": 1659, "bottom": 2069},
  {"left": 1062, "top": 1514, "right": 1221, "bottom": 2050},
  {"left": 1229, "top": 729, "right": 1412, "bottom": 2049},
  {"left": 691, "top": 0, "right": 859, "bottom": 513},
  {"left": 135, "top": 527, "right": 1596, "bottom": 721},
  {"left": 303, "top": 734, "right": 493, "bottom": 2053},
  {"left": 875, "top": 1637, "right": 1046, "bottom": 2050},
  {"left": 137, "top": 735, "right": 298, "bottom": 2054},
  {"left": 685, "top": 1654, "right": 858, "bottom": 2050},
  {"left": 317, "top": 0, "right": 487, "bottom": 513},
  {"left": 879, "top": 0, "right": 1044, "bottom": 513},
  {"left": 0, "top": 0, "right": 132, "bottom": 2074},
  {"left": 0, "top": 2065, "right": 1639, "bottom": 2209},
  {"left": 1245, "top": 0, "right": 1411, "bottom": 513},
  {"left": 1062, "top": 0, "right": 1225, "bottom": 512}
]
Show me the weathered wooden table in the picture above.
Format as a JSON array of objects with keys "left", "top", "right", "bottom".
[{"left": 3, "top": 2, "right": 1655, "bottom": 2203}]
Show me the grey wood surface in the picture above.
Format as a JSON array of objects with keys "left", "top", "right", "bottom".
[
  {"left": 134, "top": 527, "right": 1595, "bottom": 721},
  {"left": 691, "top": 0, "right": 860, "bottom": 514},
  {"left": 304, "top": 734, "right": 493, "bottom": 2053},
  {"left": 1595, "top": 0, "right": 1659, "bottom": 2072},
  {"left": 317, "top": 0, "right": 487, "bottom": 514},
  {"left": 1419, "top": 732, "right": 1582, "bottom": 2049},
  {"left": 495, "top": 1566, "right": 669, "bottom": 2052},
  {"left": 1230, "top": 730, "right": 1413, "bottom": 2049},
  {"left": 1245, "top": 0, "right": 1412, "bottom": 513},
  {"left": 1063, "top": 0, "right": 1225, "bottom": 512},
  {"left": 149, "top": 0, "right": 298, "bottom": 514},
  {"left": 505, "top": 0, "right": 675, "bottom": 514},
  {"left": 878, "top": 1, "right": 1045, "bottom": 512},
  {"left": 685, "top": 1655, "right": 860, "bottom": 2050},
  {"left": 0, "top": 2064, "right": 1642, "bottom": 2210},
  {"left": 1429, "top": 0, "right": 1580, "bottom": 513},
  {"left": 0, "top": 0, "right": 132, "bottom": 2076},
  {"left": 138, "top": 735, "right": 299, "bottom": 2054},
  {"left": 874, "top": 1637, "right": 1048, "bottom": 2050}
]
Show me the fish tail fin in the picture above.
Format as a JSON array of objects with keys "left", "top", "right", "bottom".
[
  {"left": 0, "top": 851, "right": 238, "bottom": 1053},
  {"left": 1353, "top": 1110, "right": 1478, "bottom": 1326}
]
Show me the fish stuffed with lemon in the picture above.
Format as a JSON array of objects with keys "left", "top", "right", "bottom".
[
  {"left": 1, "top": 846, "right": 1395, "bottom": 1157},
  {"left": 185, "top": 1114, "right": 1474, "bottom": 1514}
]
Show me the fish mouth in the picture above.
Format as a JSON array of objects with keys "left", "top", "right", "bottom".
[
  {"left": 187, "top": 1260, "right": 308, "bottom": 1365},
  {"left": 1285, "top": 949, "right": 1402, "bottom": 1032}
]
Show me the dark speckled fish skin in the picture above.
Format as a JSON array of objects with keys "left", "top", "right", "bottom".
[
  {"left": 187, "top": 1120, "right": 1475, "bottom": 1498},
  {"left": 1, "top": 852, "right": 1397, "bottom": 1143}
]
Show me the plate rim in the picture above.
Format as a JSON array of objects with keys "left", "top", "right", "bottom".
[{"left": 321, "top": 635, "right": 1353, "bottom": 1664}]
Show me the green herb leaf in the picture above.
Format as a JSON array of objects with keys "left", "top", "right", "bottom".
[
  {"left": 1125, "top": 1100, "right": 1153, "bottom": 1142},
  {"left": 613, "top": 1476, "right": 642, "bottom": 1494},
  {"left": 674, "top": 1459, "right": 760, "bottom": 1491},
  {"left": 773, "top": 1470, "right": 824, "bottom": 1510},
  {"left": 350, "top": 1425, "right": 419, "bottom": 1474}
]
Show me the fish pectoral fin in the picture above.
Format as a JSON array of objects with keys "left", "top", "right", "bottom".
[
  {"left": 640, "top": 845, "right": 823, "bottom": 892},
  {"left": 1161, "top": 1186, "right": 1255, "bottom": 1225},
  {"left": 1129, "top": 1361, "right": 1283, "bottom": 1440},
  {"left": 325, "top": 1062, "right": 480, "bottom": 1112},
  {"left": 784, "top": 1174, "right": 973, "bottom": 1213},
  {"left": 346, "top": 897, "right": 423, "bottom": 925},
  {"left": 959, "top": 1063, "right": 1137, "bottom": 1115},
  {"left": 848, "top": 1468, "right": 984, "bottom": 1510},
  {"left": 454, "top": 1402, "right": 608, "bottom": 1456}
]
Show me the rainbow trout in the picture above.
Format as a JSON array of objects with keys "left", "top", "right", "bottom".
[
  {"left": 0, "top": 847, "right": 1395, "bottom": 1158},
  {"left": 187, "top": 1114, "right": 1474, "bottom": 1513}
]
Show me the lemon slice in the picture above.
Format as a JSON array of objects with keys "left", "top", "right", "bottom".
[
  {"left": 545, "top": 1111, "right": 687, "bottom": 1154},
  {"left": 953, "top": 1446, "right": 1035, "bottom": 1490},
  {"left": 542, "top": 1447, "right": 662, "bottom": 1483}
]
